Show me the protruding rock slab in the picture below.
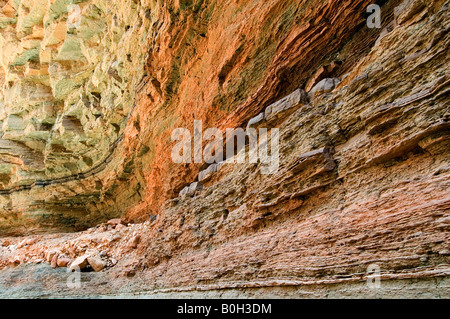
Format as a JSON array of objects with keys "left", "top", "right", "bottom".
[
  {"left": 265, "top": 89, "right": 308, "bottom": 121},
  {"left": 69, "top": 255, "right": 89, "bottom": 272},
  {"left": 247, "top": 113, "right": 265, "bottom": 130},
  {"left": 308, "top": 78, "right": 341, "bottom": 101},
  {"left": 180, "top": 182, "right": 204, "bottom": 198},
  {"left": 87, "top": 256, "right": 106, "bottom": 272},
  {"left": 198, "top": 164, "right": 219, "bottom": 183}
]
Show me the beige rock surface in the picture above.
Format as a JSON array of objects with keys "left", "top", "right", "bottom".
[{"left": 0, "top": 0, "right": 154, "bottom": 233}]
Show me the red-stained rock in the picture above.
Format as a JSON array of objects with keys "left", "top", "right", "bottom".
[
  {"left": 0, "top": 0, "right": 448, "bottom": 299},
  {"left": 46, "top": 251, "right": 59, "bottom": 263}
]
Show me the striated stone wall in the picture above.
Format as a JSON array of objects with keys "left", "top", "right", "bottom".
[
  {"left": 3, "top": 0, "right": 434, "bottom": 235},
  {"left": 0, "top": 0, "right": 448, "bottom": 298}
]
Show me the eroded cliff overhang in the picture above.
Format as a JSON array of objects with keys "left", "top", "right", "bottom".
[{"left": 0, "top": 0, "right": 449, "bottom": 239}]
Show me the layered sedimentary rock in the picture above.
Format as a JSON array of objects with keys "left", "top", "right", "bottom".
[
  {"left": 1, "top": 0, "right": 407, "bottom": 233},
  {"left": 0, "top": 0, "right": 155, "bottom": 233},
  {"left": 0, "top": 0, "right": 449, "bottom": 298}
]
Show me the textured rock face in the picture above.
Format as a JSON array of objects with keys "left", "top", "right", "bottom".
[
  {"left": 0, "top": 0, "right": 155, "bottom": 233},
  {"left": 1, "top": 0, "right": 401, "bottom": 233},
  {"left": 0, "top": 0, "right": 449, "bottom": 298}
]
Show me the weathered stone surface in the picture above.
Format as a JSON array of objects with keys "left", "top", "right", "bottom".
[
  {"left": 180, "top": 182, "right": 204, "bottom": 198},
  {"left": 128, "top": 235, "right": 141, "bottom": 249},
  {"left": 2, "top": 0, "right": 401, "bottom": 229},
  {"left": 0, "top": 0, "right": 448, "bottom": 299},
  {"left": 69, "top": 255, "right": 89, "bottom": 272},
  {"left": 246, "top": 113, "right": 265, "bottom": 130},
  {"left": 56, "top": 257, "right": 71, "bottom": 268},
  {"left": 305, "top": 62, "right": 341, "bottom": 93},
  {"left": 107, "top": 219, "right": 124, "bottom": 227},
  {"left": 308, "top": 78, "right": 341, "bottom": 101},
  {"left": 0, "top": 0, "right": 153, "bottom": 233},
  {"left": 265, "top": 88, "right": 309, "bottom": 123},
  {"left": 87, "top": 256, "right": 106, "bottom": 272},
  {"left": 198, "top": 164, "right": 219, "bottom": 183}
]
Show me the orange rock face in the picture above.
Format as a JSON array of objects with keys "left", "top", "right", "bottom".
[
  {"left": 117, "top": 0, "right": 399, "bottom": 222},
  {"left": 0, "top": 0, "right": 449, "bottom": 298}
]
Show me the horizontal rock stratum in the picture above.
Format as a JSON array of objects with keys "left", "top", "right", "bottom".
[{"left": 0, "top": 0, "right": 449, "bottom": 298}]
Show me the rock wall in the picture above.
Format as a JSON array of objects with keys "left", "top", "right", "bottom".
[
  {"left": 0, "top": 0, "right": 449, "bottom": 298},
  {"left": 1, "top": 0, "right": 409, "bottom": 233},
  {"left": 0, "top": 0, "right": 158, "bottom": 234}
]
